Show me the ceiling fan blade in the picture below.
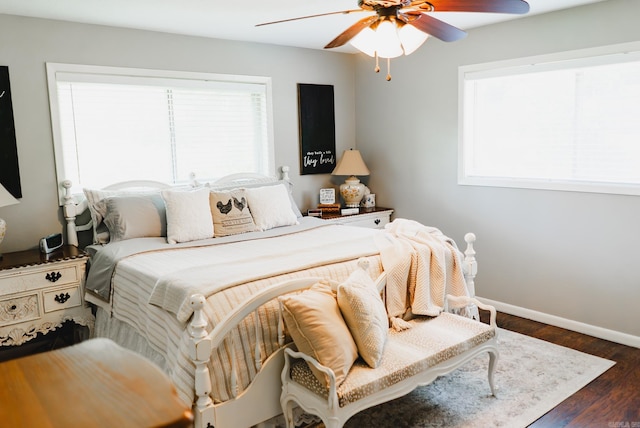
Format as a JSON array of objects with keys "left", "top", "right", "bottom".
[
  {"left": 324, "top": 15, "right": 379, "bottom": 49},
  {"left": 406, "top": 12, "right": 467, "bottom": 42},
  {"left": 256, "top": 9, "right": 363, "bottom": 27},
  {"left": 423, "top": 0, "right": 529, "bottom": 14}
]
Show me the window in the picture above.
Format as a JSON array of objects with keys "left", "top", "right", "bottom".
[
  {"left": 47, "top": 63, "right": 274, "bottom": 201},
  {"left": 459, "top": 41, "right": 640, "bottom": 196}
]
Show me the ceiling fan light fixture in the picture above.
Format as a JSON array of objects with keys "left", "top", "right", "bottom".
[
  {"left": 350, "top": 26, "right": 377, "bottom": 57},
  {"left": 375, "top": 19, "right": 403, "bottom": 59},
  {"left": 398, "top": 23, "right": 429, "bottom": 55}
]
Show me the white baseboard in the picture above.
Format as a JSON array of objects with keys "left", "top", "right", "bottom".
[{"left": 477, "top": 297, "right": 640, "bottom": 349}]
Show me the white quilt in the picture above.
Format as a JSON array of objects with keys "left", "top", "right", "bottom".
[{"left": 147, "top": 224, "right": 381, "bottom": 322}]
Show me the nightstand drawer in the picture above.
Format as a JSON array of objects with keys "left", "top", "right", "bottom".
[
  {"left": 0, "top": 294, "right": 40, "bottom": 326},
  {"left": 346, "top": 216, "right": 389, "bottom": 229},
  {"left": 0, "top": 265, "right": 80, "bottom": 292},
  {"left": 43, "top": 286, "right": 82, "bottom": 313},
  {"left": 321, "top": 208, "right": 393, "bottom": 229}
]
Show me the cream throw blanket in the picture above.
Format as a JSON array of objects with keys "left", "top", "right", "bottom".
[{"left": 376, "top": 219, "right": 470, "bottom": 324}]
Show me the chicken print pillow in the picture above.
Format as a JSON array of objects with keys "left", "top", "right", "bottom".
[{"left": 209, "top": 189, "right": 258, "bottom": 237}]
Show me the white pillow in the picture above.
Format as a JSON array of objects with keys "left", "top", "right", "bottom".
[
  {"left": 162, "top": 188, "right": 213, "bottom": 244},
  {"left": 245, "top": 184, "right": 299, "bottom": 231}
]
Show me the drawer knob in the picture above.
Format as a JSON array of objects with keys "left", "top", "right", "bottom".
[
  {"left": 46, "top": 271, "right": 62, "bottom": 282},
  {"left": 54, "top": 292, "right": 71, "bottom": 304},
  {"left": 374, "top": 219, "right": 381, "bottom": 225}
]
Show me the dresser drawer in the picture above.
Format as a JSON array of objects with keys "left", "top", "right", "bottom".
[
  {"left": 43, "top": 286, "right": 82, "bottom": 313},
  {"left": 0, "top": 294, "right": 40, "bottom": 326},
  {"left": 0, "top": 265, "right": 80, "bottom": 293}
]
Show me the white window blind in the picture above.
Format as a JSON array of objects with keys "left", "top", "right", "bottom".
[
  {"left": 47, "top": 63, "right": 274, "bottom": 200},
  {"left": 459, "top": 42, "right": 640, "bottom": 196}
]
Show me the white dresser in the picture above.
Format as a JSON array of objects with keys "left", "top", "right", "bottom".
[{"left": 0, "top": 246, "right": 94, "bottom": 348}]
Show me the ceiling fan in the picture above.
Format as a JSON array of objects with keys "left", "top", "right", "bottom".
[{"left": 257, "top": 0, "right": 530, "bottom": 80}]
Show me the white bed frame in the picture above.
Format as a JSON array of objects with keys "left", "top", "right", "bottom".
[{"left": 59, "top": 166, "right": 479, "bottom": 428}]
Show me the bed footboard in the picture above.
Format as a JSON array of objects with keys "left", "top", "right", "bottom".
[
  {"left": 187, "top": 277, "right": 326, "bottom": 428},
  {"left": 187, "top": 261, "right": 388, "bottom": 428}
]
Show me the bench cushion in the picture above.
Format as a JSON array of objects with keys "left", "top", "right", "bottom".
[{"left": 289, "top": 312, "right": 495, "bottom": 407}]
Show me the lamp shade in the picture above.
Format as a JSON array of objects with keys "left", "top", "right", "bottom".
[
  {"left": 331, "top": 149, "right": 370, "bottom": 177},
  {"left": 0, "top": 184, "right": 19, "bottom": 259}
]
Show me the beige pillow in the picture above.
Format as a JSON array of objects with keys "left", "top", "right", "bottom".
[
  {"left": 161, "top": 188, "right": 213, "bottom": 244},
  {"left": 337, "top": 267, "right": 388, "bottom": 368},
  {"left": 209, "top": 189, "right": 257, "bottom": 237},
  {"left": 280, "top": 281, "right": 358, "bottom": 388}
]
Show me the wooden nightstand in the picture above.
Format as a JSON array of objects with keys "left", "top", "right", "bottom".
[
  {"left": 320, "top": 207, "right": 394, "bottom": 229},
  {"left": 0, "top": 246, "right": 93, "bottom": 348}
]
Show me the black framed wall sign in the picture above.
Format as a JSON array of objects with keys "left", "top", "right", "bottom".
[
  {"left": 298, "top": 83, "right": 336, "bottom": 175},
  {"left": 0, "top": 66, "right": 21, "bottom": 198}
]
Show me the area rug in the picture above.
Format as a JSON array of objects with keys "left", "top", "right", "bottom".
[{"left": 306, "top": 328, "right": 615, "bottom": 428}]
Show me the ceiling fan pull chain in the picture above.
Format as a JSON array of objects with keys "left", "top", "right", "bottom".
[
  {"left": 374, "top": 52, "right": 380, "bottom": 73},
  {"left": 386, "top": 58, "right": 392, "bottom": 81}
]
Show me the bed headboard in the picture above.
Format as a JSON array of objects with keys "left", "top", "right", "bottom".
[{"left": 62, "top": 166, "right": 291, "bottom": 248}]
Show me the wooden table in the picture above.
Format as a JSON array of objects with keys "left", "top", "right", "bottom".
[{"left": 0, "top": 338, "right": 193, "bottom": 427}]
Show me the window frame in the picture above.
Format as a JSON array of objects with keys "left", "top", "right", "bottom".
[
  {"left": 458, "top": 41, "right": 640, "bottom": 196},
  {"left": 46, "top": 62, "right": 275, "bottom": 204}
]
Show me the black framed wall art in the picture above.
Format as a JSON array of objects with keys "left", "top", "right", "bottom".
[
  {"left": 297, "top": 83, "right": 336, "bottom": 175},
  {"left": 0, "top": 66, "right": 21, "bottom": 198}
]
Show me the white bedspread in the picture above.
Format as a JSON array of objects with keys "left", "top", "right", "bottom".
[{"left": 147, "top": 224, "right": 381, "bottom": 322}]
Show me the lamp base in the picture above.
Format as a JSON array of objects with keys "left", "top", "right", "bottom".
[{"left": 340, "top": 176, "right": 366, "bottom": 208}]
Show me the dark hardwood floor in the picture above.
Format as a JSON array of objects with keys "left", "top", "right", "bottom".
[{"left": 494, "top": 312, "right": 640, "bottom": 428}]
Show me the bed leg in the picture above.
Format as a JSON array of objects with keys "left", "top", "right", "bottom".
[
  {"left": 463, "top": 233, "right": 480, "bottom": 320},
  {"left": 62, "top": 180, "right": 79, "bottom": 247},
  {"left": 189, "top": 294, "right": 215, "bottom": 428}
]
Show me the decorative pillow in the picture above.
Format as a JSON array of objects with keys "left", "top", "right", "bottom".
[
  {"left": 337, "top": 266, "right": 388, "bottom": 368},
  {"left": 280, "top": 281, "right": 358, "bottom": 388},
  {"left": 161, "top": 188, "right": 213, "bottom": 244},
  {"left": 209, "top": 189, "right": 257, "bottom": 237},
  {"left": 208, "top": 179, "right": 303, "bottom": 219},
  {"left": 83, "top": 188, "right": 121, "bottom": 244},
  {"left": 102, "top": 194, "right": 167, "bottom": 242},
  {"left": 245, "top": 184, "right": 299, "bottom": 231}
]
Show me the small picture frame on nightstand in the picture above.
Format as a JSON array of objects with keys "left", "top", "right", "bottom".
[{"left": 319, "top": 188, "right": 336, "bottom": 205}]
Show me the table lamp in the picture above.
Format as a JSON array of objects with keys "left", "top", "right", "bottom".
[
  {"left": 331, "top": 149, "right": 370, "bottom": 208},
  {"left": 0, "top": 183, "right": 19, "bottom": 260}
]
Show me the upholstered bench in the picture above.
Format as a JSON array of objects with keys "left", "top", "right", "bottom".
[{"left": 280, "top": 296, "right": 498, "bottom": 428}]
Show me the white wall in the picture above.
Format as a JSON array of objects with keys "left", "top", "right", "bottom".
[
  {"left": 0, "top": 13, "right": 355, "bottom": 252},
  {"left": 355, "top": 0, "right": 640, "bottom": 339}
]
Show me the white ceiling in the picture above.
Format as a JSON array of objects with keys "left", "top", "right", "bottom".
[{"left": 0, "top": 0, "right": 606, "bottom": 53}]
